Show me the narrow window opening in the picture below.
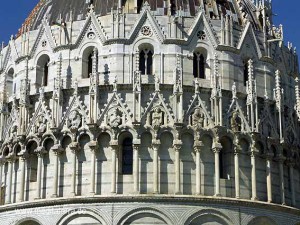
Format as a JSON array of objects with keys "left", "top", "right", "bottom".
[
  {"left": 87, "top": 53, "right": 93, "bottom": 78},
  {"left": 43, "top": 61, "right": 49, "bottom": 86},
  {"left": 139, "top": 49, "right": 153, "bottom": 75},
  {"left": 219, "top": 151, "right": 225, "bottom": 179},
  {"left": 244, "top": 61, "right": 249, "bottom": 86},
  {"left": 193, "top": 53, "right": 206, "bottom": 79},
  {"left": 122, "top": 138, "right": 133, "bottom": 175}
]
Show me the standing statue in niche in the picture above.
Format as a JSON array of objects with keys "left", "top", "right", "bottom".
[
  {"left": 231, "top": 109, "right": 241, "bottom": 132},
  {"left": 68, "top": 110, "right": 81, "bottom": 130},
  {"left": 109, "top": 108, "right": 122, "bottom": 128},
  {"left": 37, "top": 116, "right": 47, "bottom": 135},
  {"left": 152, "top": 108, "right": 163, "bottom": 130},
  {"left": 192, "top": 108, "right": 205, "bottom": 129}
]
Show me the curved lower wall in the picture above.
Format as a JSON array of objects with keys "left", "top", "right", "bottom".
[{"left": 1, "top": 196, "right": 299, "bottom": 225}]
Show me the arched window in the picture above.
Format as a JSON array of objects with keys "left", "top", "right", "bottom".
[
  {"left": 244, "top": 61, "right": 249, "bottom": 86},
  {"left": 193, "top": 52, "right": 206, "bottom": 79},
  {"left": 36, "top": 55, "right": 50, "bottom": 88},
  {"left": 122, "top": 138, "right": 133, "bottom": 175},
  {"left": 139, "top": 48, "right": 153, "bottom": 75},
  {"left": 82, "top": 47, "right": 98, "bottom": 79},
  {"left": 27, "top": 141, "right": 38, "bottom": 182},
  {"left": 6, "top": 68, "right": 14, "bottom": 96}
]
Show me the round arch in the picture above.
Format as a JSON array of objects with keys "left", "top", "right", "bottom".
[
  {"left": 57, "top": 209, "right": 107, "bottom": 225},
  {"left": 15, "top": 218, "right": 42, "bottom": 225},
  {"left": 248, "top": 216, "right": 277, "bottom": 225},
  {"left": 118, "top": 207, "right": 173, "bottom": 225},
  {"left": 184, "top": 210, "right": 232, "bottom": 225}
]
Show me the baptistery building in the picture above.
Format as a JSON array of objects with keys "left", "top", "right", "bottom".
[{"left": 0, "top": 0, "right": 300, "bottom": 224}]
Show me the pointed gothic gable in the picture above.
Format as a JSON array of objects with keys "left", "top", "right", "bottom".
[
  {"left": 98, "top": 92, "right": 133, "bottom": 128},
  {"left": 127, "top": 3, "right": 165, "bottom": 44},
  {"left": 284, "top": 112, "right": 298, "bottom": 145},
  {"left": 60, "top": 86, "right": 89, "bottom": 131},
  {"left": 74, "top": 11, "right": 107, "bottom": 48},
  {"left": 186, "top": 11, "right": 219, "bottom": 48},
  {"left": 226, "top": 95, "right": 251, "bottom": 133},
  {"left": 9, "top": 38, "right": 19, "bottom": 63},
  {"left": 272, "top": 45, "right": 289, "bottom": 74},
  {"left": 237, "top": 22, "right": 262, "bottom": 59},
  {"left": 141, "top": 91, "right": 175, "bottom": 127},
  {"left": 259, "top": 104, "right": 279, "bottom": 139},
  {"left": 29, "top": 19, "right": 57, "bottom": 57},
  {"left": 185, "top": 91, "right": 214, "bottom": 128},
  {"left": 26, "top": 100, "right": 53, "bottom": 136},
  {"left": 2, "top": 45, "right": 12, "bottom": 71},
  {"left": 2, "top": 104, "right": 18, "bottom": 143}
]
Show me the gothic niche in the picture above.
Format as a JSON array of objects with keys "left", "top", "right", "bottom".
[
  {"left": 36, "top": 115, "right": 47, "bottom": 136},
  {"left": 150, "top": 107, "right": 165, "bottom": 130},
  {"left": 68, "top": 110, "right": 82, "bottom": 131},
  {"left": 107, "top": 107, "right": 123, "bottom": 128},
  {"left": 190, "top": 107, "right": 205, "bottom": 130},
  {"left": 230, "top": 109, "right": 242, "bottom": 132}
]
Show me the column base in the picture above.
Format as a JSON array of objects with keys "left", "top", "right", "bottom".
[
  {"left": 51, "top": 194, "right": 58, "bottom": 198},
  {"left": 235, "top": 196, "right": 240, "bottom": 199},
  {"left": 214, "top": 194, "right": 221, "bottom": 197},
  {"left": 174, "top": 192, "right": 182, "bottom": 195},
  {"left": 34, "top": 197, "right": 41, "bottom": 200},
  {"left": 89, "top": 192, "right": 95, "bottom": 197},
  {"left": 251, "top": 197, "right": 258, "bottom": 201}
]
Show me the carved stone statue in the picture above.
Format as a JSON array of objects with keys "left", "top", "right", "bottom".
[
  {"left": 109, "top": 108, "right": 122, "bottom": 128},
  {"left": 152, "top": 108, "right": 163, "bottom": 129},
  {"left": 231, "top": 109, "right": 241, "bottom": 132},
  {"left": 37, "top": 116, "right": 47, "bottom": 135},
  {"left": 192, "top": 108, "right": 204, "bottom": 129},
  {"left": 68, "top": 110, "right": 81, "bottom": 129}
]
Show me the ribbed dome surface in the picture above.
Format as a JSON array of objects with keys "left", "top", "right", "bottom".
[{"left": 20, "top": 0, "right": 260, "bottom": 33}]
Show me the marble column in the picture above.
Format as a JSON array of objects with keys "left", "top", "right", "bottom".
[
  {"left": 194, "top": 141, "right": 203, "bottom": 195},
  {"left": 35, "top": 147, "right": 46, "bottom": 200},
  {"left": 266, "top": 154, "right": 272, "bottom": 203},
  {"left": 152, "top": 140, "right": 160, "bottom": 194},
  {"left": 5, "top": 155, "right": 15, "bottom": 204},
  {"left": 234, "top": 149, "right": 240, "bottom": 199},
  {"left": 278, "top": 156, "right": 286, "bottom": 205},
  {"left": 110, "top": 141, "right": 118, "bottom": 194},
  {"left": 18, "top": 152, "right": 28, "bottom": 202},
  {"left": 69, "top": 142, "right": 79, "bottom": 197},
  {"left": 89, "top": 141, "right": 97, "bottom": 195},
  {"left": 51, "top": 145, "right": 64, "bottom": 198},
  {"left": 213, "top": 143, "right": 222, "bottom": 197},
  {"left": 133, "top": 144, "right": 140, "bottom": 194},
  {"left": 173, "top": 140, "right": 182, "bottom": 195},
  {"left": 288, "top": 161, "right": 296, "bottom": 207},
  {"left": 251, "top": 151, "right": 258, "bottom": 201},
  {"left": 0, "top": 157, "right": 4, "bottom": 204}
]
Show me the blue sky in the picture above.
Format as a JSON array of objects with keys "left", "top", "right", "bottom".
[{"left": 0, "top": 1, "right": 299, "bottom": 50}]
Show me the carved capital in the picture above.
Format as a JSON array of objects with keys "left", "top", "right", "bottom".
[
  {"left": 34, "top": 146, "right": 47, "bottom": 157},
  {"left": 212, "top": 142, "right": 222, "bottom": 153},
  {"left": 69, "top": 142, "right": 79, "bottom": 154},
  {"left": 51, "top": 144, "right": 64, "bottom": 155},
  {"left": 193, "top": 140, "right": 204, "bottom": 153},
  {"left": 88, "top": 141, "right": 98, "bottom": 152},
  {"left": 152, "top": 139, "right": 161, "bottom": 151}
]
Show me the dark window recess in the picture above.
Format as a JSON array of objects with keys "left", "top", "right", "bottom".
[
  {"left": 88, "top": 53, "right": 93, "bottom": 78},
  {"left": 139, "top": 51, "right": 146, "bottom": 74},
  {"left": 122, "top": 138, "right": 133, "bottom": 175},
  {"left": 244, "top": 62, "right": 248, "bottom": 86},
  {"left": 137, "top": 0, "right": 143, "bottom": 13},
  {"left": 219, "top": 152, "right": 225, "bottom": 179},
  {"left": 193, "top": 53, "right": 206, "bottom": 79},
  {"left": 147, "top": 51, "right": 153, "bottom": 75},
  {"left": 43, "top": 62, "right": 49, "bottom": 86}
]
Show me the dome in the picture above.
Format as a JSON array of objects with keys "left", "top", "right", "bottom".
[{"left": 19, "top": 0, "right": 263, "bottom": 33}]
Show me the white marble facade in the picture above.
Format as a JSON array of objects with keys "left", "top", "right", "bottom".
[{"left": 0, "top": 0, "right": 299, "bottom": 224}]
